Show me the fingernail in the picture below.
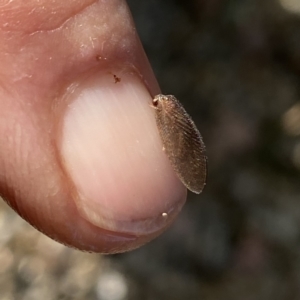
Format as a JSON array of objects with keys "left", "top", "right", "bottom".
[{"left": 59, "top": 70, "right": 186, "bottom": 235}]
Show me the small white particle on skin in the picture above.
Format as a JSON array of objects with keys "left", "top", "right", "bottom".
[{"left": 162, "top": 212, "right": 168, "bottom": 218}]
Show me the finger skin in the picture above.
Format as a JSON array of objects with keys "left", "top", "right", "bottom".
[{"left": 0, "top": 0, "right": 186, "bottom": 253}]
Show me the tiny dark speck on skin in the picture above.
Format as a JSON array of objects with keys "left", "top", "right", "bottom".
[
  {"left": 113, "top": 74, "right": 121, "bottom": 83},
  {"left": 152, "top": 94, "right": 207, "bottom": 194}
]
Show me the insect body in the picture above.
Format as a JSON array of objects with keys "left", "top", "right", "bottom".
[{"left": 153, "top": 94, "right": 207, "bottom": 194}]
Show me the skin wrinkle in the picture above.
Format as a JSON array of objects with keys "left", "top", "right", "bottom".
[
  {"left": 0, "top": 2, "right": 135, "bottom": 89},
  {"left": 0, "top": 1, "right": 139, "bottom": 98},
  {"left": 0, "top": 88, "right": 62, "bottom": 224},
  {"left": 0, "top": 0, "right": 97, "bottom": 33},
  {"left": 0, "top": 1, "right": 14, "bottom": 8}
]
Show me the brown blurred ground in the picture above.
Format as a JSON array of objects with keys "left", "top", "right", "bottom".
[{"left": 2, "top": 0, "right": 300, "bottom": 299}]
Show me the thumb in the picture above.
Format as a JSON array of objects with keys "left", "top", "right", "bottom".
[{"left": 0, "top": 0, "right": 186, "bottom": 253}]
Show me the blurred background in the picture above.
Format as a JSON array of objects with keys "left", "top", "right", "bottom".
[{"left": 1, "top": 0, "right": 300, "bottom": 299}]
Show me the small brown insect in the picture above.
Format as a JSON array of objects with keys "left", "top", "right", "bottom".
[{"left": 153, "top": 94, "right": 207, "bottom": 194}]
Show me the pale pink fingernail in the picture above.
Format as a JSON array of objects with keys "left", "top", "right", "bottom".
[{"left": 59, "top": 70, "right": 187, "bottom": 235}]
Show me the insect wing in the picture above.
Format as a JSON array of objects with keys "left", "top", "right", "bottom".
[{"left": 154, "top": 95, "right": 207, "bottom": 194}]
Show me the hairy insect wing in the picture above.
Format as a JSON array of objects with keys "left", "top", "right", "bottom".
[{"left": 153, "top": 94, "right": 207, "bottom": 194}]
